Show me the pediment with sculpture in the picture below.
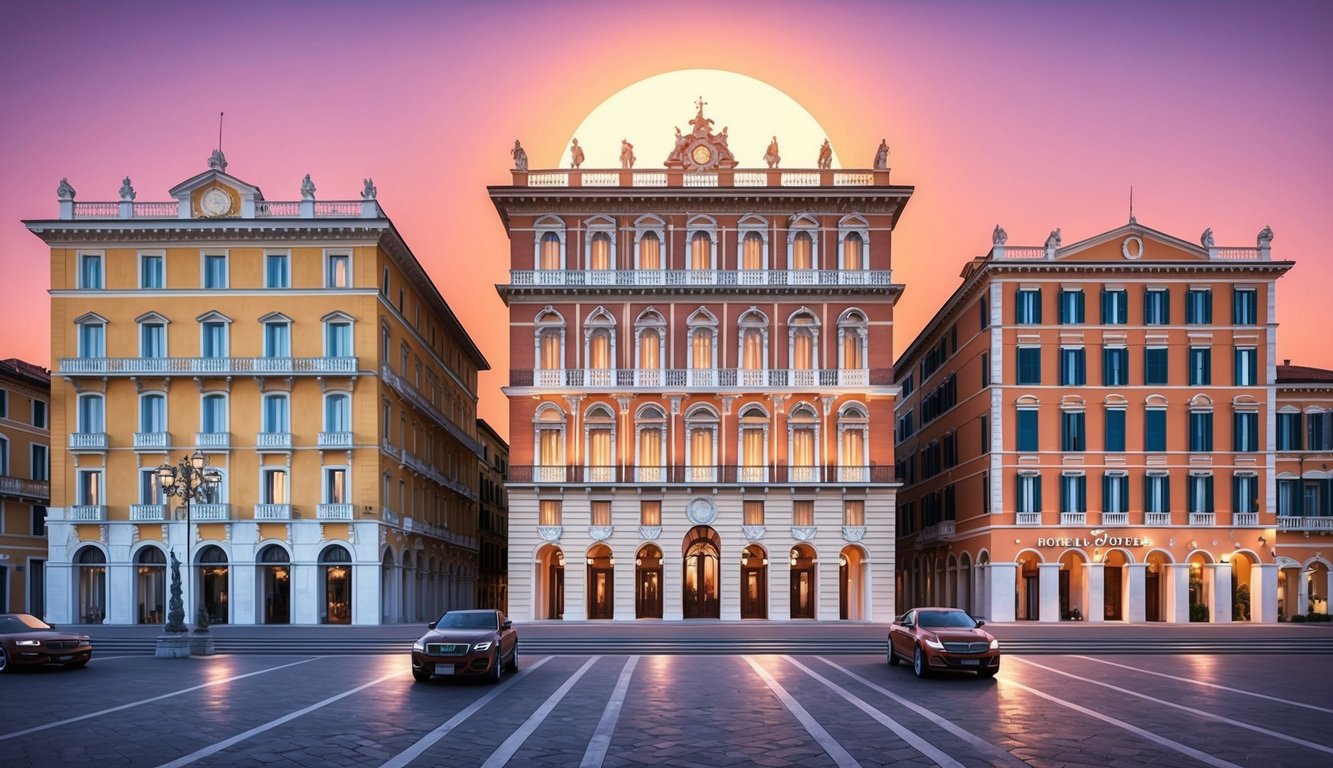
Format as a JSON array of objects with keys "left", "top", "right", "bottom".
[{"left": 664, "top": 97, "right": 738, "bottom": 171}]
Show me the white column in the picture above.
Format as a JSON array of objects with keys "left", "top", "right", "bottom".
[
  {"left": 722, "top": 551, "right": 743, "bottom": 621},
  {"left": 566, "top": 559, "right": 587, "bottom": 621},
  {"left": 662, "top": 552, "right": 683, "bottom": 620},
  {"left": 988, "top": 563, "right": 1017, "bottom": 622},
  {"left": 861, "top": 560, "right": 876, "bottom": 621},
  {"left": 107, "top": 562, "right": 135, "bottom": 625},
  {"left": 815, "top": 557, "right": 839, "bottom": 621},
  {"left": 1083, "top": 563, "right": 1105, "bottom": 623},
  {"left": 1038, "top": 563, "right": 1061, "bottom": 623},
  {"left": 1165, "top": 564, "right": 1191, "bottom": 623},
  {"left": 1296, "top": 568, "right": 1310, "bottom": 619},
  {"left": 231, "top": 559, "right": 257, "bottom": 625},
  {"left": 615, "top": 557, "right": 634, "bottom": 621},
  {"left": 771, "top": 555, "right": 791, "bottom": 620},
  {"left": 1250, "top": 563, "right": 1278, "bottom": 623},
  {"left": 1207, "top": 562, "right": 1233, "bottom": 623},
  {"left": 1126, "top": 563, "right": 1147, "bottom": 623}
]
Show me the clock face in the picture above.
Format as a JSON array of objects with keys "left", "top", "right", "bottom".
[
  {"left": 200, "top": 188, "right": 232, "bottom": 216},
  {"left": 690, "top": 144, "right": 713, "bottom": 166}
]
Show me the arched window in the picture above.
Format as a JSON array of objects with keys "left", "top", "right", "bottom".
[
  {"left": 838, "top": 215, "right": 869, "bottom": 276},
  {"left": 589, "top": 232, "right": 613, "bottom": 271},
  {"left": 75, "top": 546, "right": 107, "bottom": 624},
  {"left": 788, "top": 403, "right": 820, "bottom": 482},
  {"left": 685, "top": 405, "right": 719, "bottom": 482},
  {"left": 691, "top": 231, "right": 712, "bottom": 271},
  {"left": 634, "top": 215, "right": 665, "bottom": 274},
  {"left": 789, "top": 309, "right": 820, "bottom": 383},
  {"left": 535, "top": 216, "right": 566, "bottom": 274},
  {"left": 319, "top": 545, "right": 353, "bottom": 625},
  {"left": 584, "top": 403, "right": 616, "bottom": 482},
  {"left": 324, "top": 392, "right": 351, "bottom": 434},
  {"left": 534, "top": 307, "right": 566, "bottom": 385},
  {"left": 638, "top": 231, "right": 662, "bottom": 271},
  {"left": 635, "top": 404, "right": 667, "bottom": 482},
  {"left": 792, "top": 231, "right": 814, "bottom": 270},
  {"left": 686, "top": 216, "right": 717, "bottom": 283},
  {"left": 838, "top": 403, "right": 869, "bottom": 481},
  {"left": 742, "top": 232, "right": 765, "bottom": 271},
  {"left": 584, "top": 307, "right": 616, "bottom": 382},
  {"left": 687, "top": 308, "right": 718, "bottom": 386},
  {"left": 838, "top": 308, "right": 868, "bottom": 378},
  {"left": 77, "top": 393, "right": 105, "bottom": 434},
  {"left": 738, "top": 404, "right": 770, "bottom": 482},
  {"left": 139, "top": 392, "right": 166, "bottom": 437},
  {"left": 634, "top": 308, "right": 665, "bottom": 386},
  {"left": 134, "top": 546, "right": 166, "bottom": 624},
  {"left": 737, "top": 307, "right": 769, "bottom": 386},
  {"left": 535, "top": 404, "right": 566, "bottom": 482},
  {"left": 842, "top": 231, "right": 865, "bottom": 271}
]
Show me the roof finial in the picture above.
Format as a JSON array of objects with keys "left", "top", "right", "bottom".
[
  {"left": 218, "top": 111, "right": 224, "bottom": 155},
  {"left": 1129, "top": 186, "right": 1136, "bottom": 225}
]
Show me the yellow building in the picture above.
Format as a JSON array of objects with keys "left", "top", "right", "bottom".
[
  {"left": 26, "top": 152, "right": 488, "bottom": 625},
  {"left": 0, "top": 358, "right": 51, "bottom": 615}
]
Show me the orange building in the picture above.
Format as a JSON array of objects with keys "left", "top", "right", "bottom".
[
  {"left": 494, "top": 106, "right": 908, "bottom": 621},
  {"left": 476, "top": 418, "right": 509, "bottom": 613},
  {"left": 894, "top": 221, "right": 1293, "bottom": 623},
  {"left": 0, "top": 358, "right": 50, "bottom": 614},
  {"left": 26, "top": 152, "right": 487, "bottom": 625},
  {"left": 1274, "top": 362, "right": 1333, "bottom": 619}
]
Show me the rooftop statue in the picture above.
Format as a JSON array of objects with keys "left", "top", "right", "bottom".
[
  {"left": 663, "top": 98, "right": 739, "bottom": 171},
  {"left": 1257, "top": 225, "right": 1273, "bottom": 246},
  {"left": 764, "top": 136, "right": 781, "bottom": 169},
  {"left": 300, "top": 174, "right": 316, "bottom": 200},
  {"left": 207, "top": 149, "right": 228, "bottom": 172},
  {"left": 119, "top": 177, "right": 136, "bottom": 201},
  {"left": 361, "top": 178, "right": 377, "bottom": 200},
  {"left": 688, "top": 96, "right": 714, "bottom": 137},
  {"left": 716, "top": 126, "right": 734, "bottom": 164},
  {"left": 874, "top": 139, "right": 889, "bottom": 170},
  {"left": 1045, "top": 228, "right": 1062, "bottom": 249},
  {"left": 57, "top": 177, "right": 76, "bottom": 200},
  {"left": 992, "top": 225, "right": 1008, "bottom": 246},
  {"left": 620, "top": 139, "right": 636, "bottom": 169},
  {"left": 816, "top": 139, "right": 833, "bottom": 170},
  {"left": 1200, "top": 227, "right": 1214, "bottom": 248},
  {"left": 569, "top": 138, "right": 585, "bottom": 169},
  {"left": 511, "top": 139, "right": 528, "bottom": 171}
]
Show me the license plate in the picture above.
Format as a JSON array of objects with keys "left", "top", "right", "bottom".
[
  {"left": 434, "top": 664, "right": 454, "bottom": 675},
  {"left": 960, "top": 659, "right": 980, "bottom": 666},
  {"left": 59, "top": 655, "right": 73, "bottom": 662}
]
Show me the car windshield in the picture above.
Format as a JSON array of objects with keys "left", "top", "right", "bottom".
[
  {"left": 434, "top": 612, "right": 497, "bottom": 630},
  {"left": 0, "top": 614, "right": 51, "bottom": 633},
  {"left": 916, "top": 610, "right": 978, "bottom": 629}
]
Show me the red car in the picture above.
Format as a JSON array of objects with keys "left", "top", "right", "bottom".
[
  {"left": 888, "top": 607, "right": 999, "bottom": 678},
  {"left": 0, "top": 613, "right": 93, "bottom": 672},
  {"left": 411, "top": 609, "right": 518, "bottom": 684}
]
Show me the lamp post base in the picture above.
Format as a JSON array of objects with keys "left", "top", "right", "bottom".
[
  {"left": 189, "top": 629, "right": 215, "bottom": 656},
  {"left": 155, "top": 633, "right": 192, "bottom": 659}
]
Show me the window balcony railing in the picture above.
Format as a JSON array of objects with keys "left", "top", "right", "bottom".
[
  {"left": 379, "top": 365, "right": 482, "bottom": 456},
  {"left": 512, "top": 368, "right": 893, "bottom": 390},
  {"left": 256, "top": 432, "right": 293, "bottom": 450},
  {"left": 1189, "top": 512, "right": 1216, "bottom": 526},
  {"left": 191, "top": 503, "right": 229, "bottom": 520},
  {"left": 1232, "top": 512, "right": 1259, "bottom": 526},
  {"left": 1277, "top": 515, "right": 1333, "bottom": 531},
  {"left": 0, "top": 476, "right": 49, "bottom": 500},
  {"left": 507, "top": 268, "right": 894, "bottom": 289},
  {"left": 58, "top": 356, "right": 359, "bottom": 376},
  {"left": 68, "top": 505, "right": 106, "bottom": 521},
  {"left": 509, "top": 464, "right": 894, "bottom": 485},
  {"left": 1060, "top": 512, "right": 1087, "bottom": 526},
  {"left": 69, "top": 432, "right": 108, "bottom": 451},
  {"left": 1016, "top": 512, "right": 1042, "bottom": 526},
  {"left": 65, "top": 198, "right": 380, "bottom": 221},
  {"left": 317, "top": 503, "right": 354, "bottom": 520},
  {"left": 196, "top": 432, "right": 230, "bottom": 449},
  {"left": 134, "top": 431, "right": 171, "bottom": 450},
  {"left": 318, "top": 431, "right": 354, "bottom": 449},
  {"left": 255, "top": 503, "right": 293, "bottom": 520},
  {"left": 1100, "top": 512, "right": 1129, "bottom": 526},
  {"left": 917, "top": 520, "right": 956, "bottom": 544},
  {"left": 129, "top": 503, "right": 167, "bottom": 521},
  {"left": 1145, "top": 512, "right": 1171, "bottom": 526}
]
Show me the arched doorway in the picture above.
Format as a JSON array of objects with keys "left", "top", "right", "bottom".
[
  {"left": 319, "top": 545, "right": 352, "bottom": 624},
  {"left": 1229, "top": 551, "right": 1254, "bottom": 621},
  {"left": 73, "top": 547, "right": 106, "bottom": 624},
  {"left": 587, "top": 544, "right": 614, "bottom": 620},
  {"left": 1188, "top": 552, "right": 1213, "bottom": 622},
  {"left": 741, "top": 545, "right": 768, "bottom": 619},
  {"left": 1306, "top": 561, "right": 1329, "bottom": 617},
  {"left": 790, "top": 544, "right": 816, "bottom": 619},
  {"left": 683, "top": 526, "right": 720, "bottom": 619},
  {"left": 535, "top": 544, "right": 565, "bottom": 620},
  {"left": 134, "top": 546, "right": 166, "bottom": 624},
  {"left": 1059, "top": 550, "right": 1088, "bottom": 621},
  {"left": 840, "top": 546, "right": 865, "bottom": 620},
  {"left": 1102, "top": 550, "right": 1129, "bottom": 621},
  {"left": 197, "top": 545, "right": 229, "bottom": 624},
  {"left": 636, "top": 544, "right": 663, "bottom": 619},
  {"left": 1145, "top": 550, "right": 1171, "bottom": 622},
  {"left": 257, "top": 544, "right": 290, "bottom": 624},
  {"left": 1017, "top": 551, "right": 1041, "bottom": 620}
]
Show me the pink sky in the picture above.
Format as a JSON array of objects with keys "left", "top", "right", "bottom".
[{"left": 3, "top": 1, "right": 1330, "bottom": 437}]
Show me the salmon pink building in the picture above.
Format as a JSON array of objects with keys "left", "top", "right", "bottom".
[
  {"left": 495, "top": 106, "right": 908, "bottom": 621},
  {"left": 1274, "top": 362, "right": 1333, "bottom": 619}
]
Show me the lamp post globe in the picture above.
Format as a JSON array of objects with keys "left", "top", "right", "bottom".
[{"left": 158, "top": 451, "right": 221, "bottom": 632}]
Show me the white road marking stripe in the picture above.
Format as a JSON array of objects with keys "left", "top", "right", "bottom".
[
  {"left": 1072, "top": 655, "right": 1333, "bottom": 714},
  {"left": 0, "top": 656, "right": 323, "bottom": 741},
  {"left": 999, "top": 674, "right": 1242, "bottom": 768},
  {"left": 481, "top": 656, "right": 601, "bottom": 768},
  {"left": 155, "top": 669, "right": 404, "bottom": 768},
  {"left": 745, "top": 656, "right": 861, "bottom": 768},
  {"left": 813, "top": 657, "right": 1024, "bottom": 767},
  {"left": 580, "top": 655, "right": 639, "bottom": 768},
  {"left": 379, "top": 655, "right": 552, "bottom": 768},
  {"left": 784, "top": 656, "right": 966, "bottom": 768},
  {"left": 1010, "top": 657, "right": 1333, "bottom": 756}
]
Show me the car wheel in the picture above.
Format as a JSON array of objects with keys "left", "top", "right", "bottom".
[
  {"left": 412, "top": 668, "right": 432, "bottom": 683},
  {"left": 487, "top": 652, "right": 502, "bottom": 684},
  {"left": 887, "top": 644, "right": 900, "bottom": 666},
  {"left": 0, "top": 646, "right": 9, "bottom": 673},
  {"left": 505, "top": 649, "right": 519, "bottom": 673},
  {"left": 913, "top": 645, "right": 928, "bottom": 678}
]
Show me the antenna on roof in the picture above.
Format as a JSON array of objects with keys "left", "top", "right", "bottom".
[
  {"left": 218, "top": 111, "right": 224, "bottom": 153},
  {"left": 1129, "top": 186, "right": 1136, "bottom": 225}
]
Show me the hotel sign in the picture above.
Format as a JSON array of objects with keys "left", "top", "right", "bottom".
[{"left": 1037, "top": 533, "right": 1151, "bottom": 548}]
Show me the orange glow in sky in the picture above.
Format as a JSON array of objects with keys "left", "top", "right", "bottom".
[{"left": 2, "top": 1, "right": 1330, "bottom": 437}]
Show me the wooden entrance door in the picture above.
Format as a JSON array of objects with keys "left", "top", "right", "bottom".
[
  {"left": 588, "top": 567, "right": 614, "bottom": 619},
  {"left": 741, "top": 564, "right": 767, "bottom": 619},
  {"left": 548, "top": 564, "right": 565, "bottom": 620},
  {"left": 1104, "top": 566, "right": 1123, "bottom": 620},
  {"left": 683, "top": 542, "right": 720, "bottom": 619},
  {"left": 636, "top": 564, "right": 662, "bottom": 618},
  {"left": 790, "top": 567, "right": 815, "bottom": 618},
  {"left": 1145, "top": 571, "right": 1161, "bottom": 621}
]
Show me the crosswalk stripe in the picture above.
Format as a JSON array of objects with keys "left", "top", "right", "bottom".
[
  {"left": 580, "top": 655, "right": 639, "bottom": 768},
  {"left": 480, "top": 656, "right": 600, "bottom": 768},
  {"left": 1070, "top": 655, "right": 1333, "bottom": 714},
  {"left": 745, "top": 656, "right": 862, "bottom": 768}
]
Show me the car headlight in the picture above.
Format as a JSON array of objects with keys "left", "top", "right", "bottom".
[
  {"left": 923, "top": 636, "right": 944, "bottom": 650},
  {"left": 412, "top": 640, "right": 424, "bottom": 652},
  {"left": 16, "top": 640, "right": 41, "bottom": 647},
  {"left": 473, "top": 640, "right": 493, "bottom": 652},
  {"left": 989, "top": 638, "right": 1000, "bottom": 650}
]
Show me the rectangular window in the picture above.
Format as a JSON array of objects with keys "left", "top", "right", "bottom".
[
  {"left": 1017, "top": 474, "right": 1042, "bottom": 514},
  {"left": 31, "top": 444, "right": 49, "bottom": 482},
  {"left": 1233, "top": 474, "right": 1258, "bottom": 515},
  {"left": 1060, "top": 347, "right": 1086, "bottom": 386},
  {"left": 264, "top": 322, "right": 290, "bottom": 358},
  {"left": 640, "top": 500, "right": 662, "bottom": 526},
  {"left": 140, "top": 323, "right": 167, "bottom": 358},
  {"left": 79, "top": 253, "right": 103, "bottom": 289},
  {"left": 980, "top": 414, "right": 990, "bottom": 454},
  {"left": 1058, "top": 289, "right": 1085, "bottom": 324},
  {"left": 327, "top": 253, "right": 351, "bottom": 288},
  {"left": 1277, "top": 478, "right": 1298, "bottom": 516},
  {"left": 590, "top": 500, "right": 611, "bottom": 527},
  {"left": 539, "top": 500, "right": 562, "bottom": 526},
  {"left": 201, "top": 321, "right": 227, "bottom": 358},
  {"left": 1232, "top": 288, "right": 1257, "bottom": 325},
  {"left": 139, "top": 468, "right": 165, "bottom": 505},
  {"left": 1104, "top": 408, "right": 1126, "bottom": 452},
  {"left": 262, "top": 469, "right": 289, "bottom": 504},
  {"left": 32, "top": 399, "right": 47, "bottom": 428},
  {"left": 979, "top": 296, "right": 989, "bottom": 330},
  {"left": 743, "top": 500, "right": 764, "bottom": 526},
  {"left": 324, "top": 468, "right": 347, "bottom": 504},
  {"left": 1189, "top": 474, "right": 1214, "bottom": 514},
  {"left": 1144, "top": 289, "right": 1170, "bottom": 324},
  {"left": 1189, "top": 347, "right": 1211, "bottom": 386},
  {"left": 1103, "top": 473, "right": 1129, "bottom": 514},
  {"left": 77, "top": 469, "right": 102, "bottom": 506},
  {"left": 1017, "top": 409, "right": 1038, "bottom": 452},
  {"left": 1144, "top": 346, "right": 1168, "bottom": 385},
  {"left": 262, "top": 395, "right": 290, "bottom": 433},
  {"left": 1015, "top": 289, "right": 1042, "bottom": 324},
  {"left": 1102, "top": 347, "right": 1128, "bottom": 386},
  {"left": 1234, "top": 348, "right": 1257, "bottom": 386},
  {"left": 1017, "top": 347, "right": 1041, "bottom": 385},
  {"left": 1145, "top": 474, "right": 1170, "bottom": 515},
  {"left": 1233, "top": 411, "right": 1258, "bottom": 452},
  {"left": 1277, "top": 411, "right": 1302, "bottom": 450},
  {"left": 1101, "top": 289, "right": 1127, "bottom": 325},
  {"left": 1189, "top": 411, "right": 1214, "bottom": 452},
  {"left": 203, "top": 254, "right": 227, "bottom": 289},
  {"left": 1186, "top": 289, "right": 1212, "bottom": 324},
  {"left": 140, "top": 253, "right": 164, "bottom": 289},
  {"left": 792, "top": 500, "right": 814, "bottom": 526},
  {"left": 1061, "top": 411, "right": 1086, "bottom": 452},
  {"left": 0, "top": 389, "right": 5, "bottom": 418},
  {"left": 1060, "top": 474, "right": 1087, "bottom": 514},
  {"left": 265, "top": 253, "right": 290, "bottom": 289},
  {"left": 1145, "top": 409, "right": 1167, "bottom": 452},
  {"left": 843, "top": 500, "right": 865, "bottom": 526},
  {"left": 1311, "top": 412, "right": 1333, "bottom": 451},
  {"left": 31, "top": 505, "right": 47, "bottom": 536},
  {"left": 325, "top": 322, "right": 353, "bottom": 358},
  {"left": 980, "top": 351, "right": 989, "bottom": 388}
]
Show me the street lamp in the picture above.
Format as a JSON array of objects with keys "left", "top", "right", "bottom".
[{"left": 158, "top": 450, "right": 221, "bottom": 632}]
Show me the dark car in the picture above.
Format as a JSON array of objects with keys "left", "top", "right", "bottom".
[
  {"left": 888, "top": 607, "right": 999, "bottom": 678},
  {"left": 0, "top": 613, "right": 93, "bottom": 672},
  {"left": 411, "top": 609, "right": 517, "bottom": 684}
]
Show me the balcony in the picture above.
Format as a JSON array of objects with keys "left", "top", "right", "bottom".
[
  {"left": 1016, "top": 512, "right": 1042, "bottom": 526},
  {"left": 65, "top": 198, "right": 380, "bottom": 221},
  {"left": 380, "top": 365, "right": 482, "bottom": 456},
  {"left": 918, "top": 521, "right": 956, "bottom": 544},
  {"left": 134, "top": 431, "right": 171, "bottom": 450},
  {"left": 512, "top": 368, "right": 892, "bottom": 391},
  {"left": 318, "top": 431, "right": 354, "bottom": 449},
  {"left": 256, "top": 432, "right": 293, "bottom": 450},
  {"left": 196, "top": 432, "right": 231, "bottom": 449},
  {"left": 129, "top": 504, "right": 167, "bottom": 521},
  {"left": 69, "top": 432, "right": 108, "bottom": 451},
  {"left": 317, "top": 503, "right": 354, "bottom": 520},
  {"left": 509, "top": 465, "right": 894, "bottom": 486},
  {"left": 1101, "top": 512, "right": 1129, "bottom": 526},
  {"left": 255, "top": 503, "right": 293, "bottom": 520},
  {"left": 1189, "top": 512, "right": 1216, "bottom": 526},
  {"left": 1060, "top": 512, "right": 1087, "bottom": 526},
  {"left": 1232, "top": 512, "right": 1259, "bottom": 526},
  {"left": 58, "top": 356, "right": 359, "bottom": 377},
  {"left": 512, "top": 167, "right": 886, "bottom": 189},
  {"left": 0, "top": 476, "right": 49, "bottom": 501},
  {"left": 1145, "top": 512, "right": 1171, "bottom": 526},
  {"left": 1277, "top": 516, "right": 1333, "bottom": 531},
  {"left": 68, "top": 505, "right": 106, "bottom": 521},
  {"left": 506, "top": 268, "right": 895, "bottom": 290},
  {"left": 395, "top": 446, "right": 477, "bottom": 501},
  {"left": 191, "top": 503, "right": 229, "bottom": 520}
]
